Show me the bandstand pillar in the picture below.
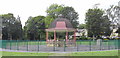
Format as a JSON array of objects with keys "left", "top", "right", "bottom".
[
  {"left": 54, "top": 30, "right": 56, "bottom": 41},
  {"left": 66, "top": 31, "right": 68, "bottom": 43},
  {"left": 46, "top": 31, "right": 48, "bottom": 42}
]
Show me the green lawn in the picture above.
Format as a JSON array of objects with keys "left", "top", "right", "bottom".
[
  {"left": 66, "top": 50, "right": 118, "bottom": 56},
  {"left": 2, "top": 51, "right": 53, "bottom": 56},
  {"left": 1, "top": 50, "right": 118, "bottom": 56}
]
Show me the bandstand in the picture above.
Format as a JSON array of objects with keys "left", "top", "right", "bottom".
[{"left": 45, "top": 16, "right": 76, "bottom": 47}]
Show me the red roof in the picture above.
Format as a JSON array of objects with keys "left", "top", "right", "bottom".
[
  {"left": 46, "top": 18, "right": 76, "bottom": 32},
  {"left": 55, "top": 21, "right": 67, "bottom": 29},
  {"left": 46, "top": 22, "right": 75, "bottom": 32}
]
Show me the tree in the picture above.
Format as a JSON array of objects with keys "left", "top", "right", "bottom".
[
  {"left": 106, "top": 5, "right": 120, "bottom": 27},
  {"left": 2, "top": 13, "right": 22, "bottom": 40},
  {"left": 61, "top": 6, "right": 79, "bottom": 28},
  {"left": 44, "top": 15, "right": 54, "bottom": 28},
  {"left": 46, "top": 4, "right": 64, "bottom": 19},
  {"left": 85, "top": 8, "right": 111, "bottom": 37},
  {"left": 45, "top": 4, "right": 79, "bottom": 28},
  {"left": 78, "top": 24, "right": 86, "bottom": 29},
  {"left": 106, "top": 5, "right": 120, "bottom": 34},
  {"left": 24, "top": 16, "right": 45, "bottom": 40}
]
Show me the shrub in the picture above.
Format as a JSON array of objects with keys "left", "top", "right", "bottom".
[
  {"left": 103, "top": 38, "right": 109, "bottom": 42},
  {"left": 76, "top": 36, "right": 93, "bottom": 40}
]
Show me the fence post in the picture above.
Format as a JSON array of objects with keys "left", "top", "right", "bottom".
[
  {"left": 38, "top": 40, "right": 39, "bottom": 51},
  {"left": 89, "top": 40, "right": 91, "bottom": 51},
  {"left": 4, "top": 40, "right": 6, "bottom": 49},
  {"left": 100, "top": 40, "right": 102, "bottom": 50},
  {"left": 117, "top": 40, "right": 118, "bottom": 49},
  {"left": 10, "top": 40, "right": 11, "bottom": 50},
  {"left": 26, "top": 40, "right": 28, "bottom": 51},
  {"left": 53, "top": 41, "right": 55, "bottom": 51},
  {"left": 108, "top": 40, "right": 110, "bottom": 50},
  {"left": 64, "top": 40, "right": 66, "bottom": 52},
  {"left": 118, "top": 40, "right": 120, "bottom": 49},
  {"left": 114, "top": 40, "right": 117, "bottom": 49},
  {"left": 77, "top": 41, "right": 79, "bottom": 51},
  {"left": 17, "top": 40, "right": 19, "bottom": 50},
  {"left": 114, "top": 40, "right": 115, "bottom": 49},
  {"left": 80, "top": 40, "right": 81, "bottom": 51}
]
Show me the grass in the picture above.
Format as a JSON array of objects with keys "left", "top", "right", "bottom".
[
  {"left": 2, "top": 51, "right": 54, "bottom": 56},
  {"left": 1, "top": 50, "right": 119, "bottom": 56},
  {"left": 66, "top": 50, "right": 118, "bottom": 56}
]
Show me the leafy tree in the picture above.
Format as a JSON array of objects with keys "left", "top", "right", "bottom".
[
  {"left": 78, "top": 24, "right": 86, "bottom": 29},
  {"left": 2, "top": 13, "right": 22, "bottom": 40},
  {"left": 106, "top": 5, "right": 120, "bottom": 27},
  {"left": 46, "top": 4, "right": 64, "bottom": 19},
  {"left": 44, "top": 16, "right": 54, "bottom": 28},
  {"left": 46, "top": 4, "right": 79, "bottom": 28},
  {"left": 61, "top": 6, "right": 79, "bottom": 28},
  {"left": 0, "top": 16, "right": 2, "bottom": 36},
  {"left": 106, "top": 5, "right": 120, "bottom": 34},
  {"left": 24, "top": 16, "right": 45, "bottom": 40},
  {"left": 85, "top": 8, "right": 111, "bottom": 37}
]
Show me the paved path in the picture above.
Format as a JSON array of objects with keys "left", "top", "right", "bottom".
[{"left": 0, "top": 48, "right": 118, "bottom": 53}]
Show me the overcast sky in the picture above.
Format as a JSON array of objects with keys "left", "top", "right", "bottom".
[{"left": 0, "top": 0, "right": 119, "bottom": 27}]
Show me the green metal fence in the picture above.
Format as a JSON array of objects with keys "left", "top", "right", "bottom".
[{"left": 1, "top": 40, "right": 119, "bottom": 52}]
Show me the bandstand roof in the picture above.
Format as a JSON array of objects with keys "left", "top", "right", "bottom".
[{"left": 46, "top": 17, "right": 75, "bottom": 32}]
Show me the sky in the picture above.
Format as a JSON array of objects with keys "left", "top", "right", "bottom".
[{"left": 0, "top": 0, "right": 120, "bottom": 27}]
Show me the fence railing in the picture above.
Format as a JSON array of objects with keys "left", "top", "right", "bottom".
[{"left": 1, "top": 40, "right": 120, "bottom": 52}]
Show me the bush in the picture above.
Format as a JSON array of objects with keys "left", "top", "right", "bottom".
[
  {"left": 76, "top": 36, "right": 93, "bottom": 40},
  {"left": 103, "top": 38, "right": 109, "bottom": 40}
]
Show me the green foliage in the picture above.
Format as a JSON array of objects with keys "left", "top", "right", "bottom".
[
  {"left": 118, "top": 27, "right": 120, "bottom": 33},
  {"left": 76, "top": 36, "right": 92, "bottom": 40},
  {"left": 106, "top": 5, "right": 120, "bottom": 35},
  {"left": 44, "top": 16, "right": 54, "bottom": 28},
  {"left": 46, "top": 4, "right": 79, "bottom": 28},
  {"left": 103, "top": 38, "right": 109, "bottom": 40},
  {"left": 46, "top": 4, "right": 64, "bottom": 18},
  {"left": 60, "top": 6, "right": 79, "bottom": 28},
  {"left": 85, "top": 8, "right": 111, "bottom": 37},
  {"left": 78, "top": 24, "right": 86, "bottom": 29},
  {"left": 2, "top": 13, "right": 22, "bottom": 40},
  {"left": 24, "top": 15, "right": 45, "bottom": 40},
  {"left": 106, "top": 5, "right": 120, "bottom": 28}
]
